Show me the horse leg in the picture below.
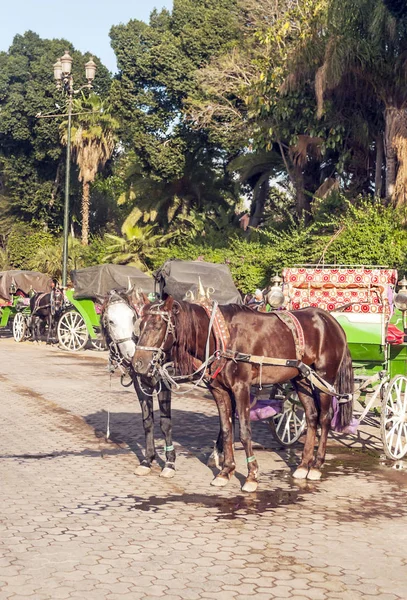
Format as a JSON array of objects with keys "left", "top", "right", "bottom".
[
  {"left": 207, "top": 429, "right": 224, "bottom": 469},
  {"left": 46, "top": 313, "right": 52, "bottom": 344},
  {"left": 233, "top": 383, "right": 259, "bottom": 493},
  {"left": 133, "top": 378, "right": 156, "bottom": 476},
  {"left": 209, "top": 385, "right": 235, "bottom": 487},
  {"left": 308, "top": 392, "right": 332, "bottom": 481},
  {"left": 157, "top": 387, "right": 176, "bottom": 479},
  {"left": 208, "top": 395, "right": 236, "bottom": 468},
  {"left": 35, "top": 317, "right": 41, "bottom": 343},
  {"left": 293, "top": 381, "right": 319, "bottom": 480}
]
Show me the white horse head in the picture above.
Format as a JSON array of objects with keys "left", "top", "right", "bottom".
[{"left": 104, "top": 297, "right": 138, "bottom": 362}]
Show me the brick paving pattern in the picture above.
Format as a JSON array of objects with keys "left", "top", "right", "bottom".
[{"left": 0, "top": 336, "right": 406, "bottom": 599}]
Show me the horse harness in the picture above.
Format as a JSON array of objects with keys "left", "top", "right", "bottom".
[{"left": 138, "top": 300, "right": 351, "bottom": 402}]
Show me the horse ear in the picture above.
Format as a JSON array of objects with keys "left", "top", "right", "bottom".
[
  {"left": 163, "top": 296, "right": 174, "bottom": 312},
  {"left": 140, "top": 291, "right": 150, "bottom": 305}
]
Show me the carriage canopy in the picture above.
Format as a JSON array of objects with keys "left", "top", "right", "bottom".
[
  {"left": 0, "top": 270, "right": 52, "bottom": 301},
  {"left": 70, "top": 264, "right": 155, "bottom": 301},
  {"left": 154, "top": 259, "right": 242, "bottom": 304}
]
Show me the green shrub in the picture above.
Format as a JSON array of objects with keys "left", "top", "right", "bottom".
[{"left": 7, "top": 224, "right": 54, "bottom": 269}]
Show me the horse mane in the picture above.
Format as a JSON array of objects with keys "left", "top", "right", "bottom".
[
  {"left": 171, "top": 301, "right": 253, "bottom": 375},
  {"left": 172, "top": 301, "right": 207, "bottom": 376}
]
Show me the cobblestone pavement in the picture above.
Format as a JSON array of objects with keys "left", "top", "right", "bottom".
[{"left": 1, "top": 336, "right": 407, "bottom": 600}]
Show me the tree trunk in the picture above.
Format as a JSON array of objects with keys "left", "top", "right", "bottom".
[
  {"left": 375, "top": 134, "right": 384, "bottom": 198},
  {"left": 81, "top": 181, "right": 90, "bottom": 246},
  {"left": 385, "top": 108, "right": 399, "bottom": 200},
  {"left": 385, "top": 107, "right": 407, "bottom": 208},
  {"left": 249, "top": 179, "right": 269, "bottom": 228}
]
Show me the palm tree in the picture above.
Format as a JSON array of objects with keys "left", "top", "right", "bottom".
[
  {"left": 60, "top": 93, "right": 119, "bottom": 245},
  {"left": 117, "top": 141, "right": 237, "bottom": 234},
  {"left": 103, "top": 213, "right": 176, "bottom": 270},
  {"left": 313, "top": 0, "right": 407, "bottom": 205},
  {"left": 29, "top": 236, "right": 87, "bottom": 279}
]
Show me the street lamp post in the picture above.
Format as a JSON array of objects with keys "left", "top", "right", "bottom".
[{"left": 53, "top": 51, "right": 96, "bottom": 287}]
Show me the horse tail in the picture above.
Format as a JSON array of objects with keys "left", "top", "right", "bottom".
[{"left": 334, "top": 345, "right": 354, "bottom": 429}]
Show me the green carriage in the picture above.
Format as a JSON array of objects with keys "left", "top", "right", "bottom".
[
  {"left": 57, "top": 264, "right": 155, "bottom": 352},
  {"left": 0, "top": 270, "right": 53, "bottom": 342},
  {"left": 275, "top": 265, "right": 407, "bottom": 460}
]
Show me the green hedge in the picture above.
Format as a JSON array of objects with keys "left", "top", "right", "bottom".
[
  {"left": 147, "top": 200, "right": 407, "bottom": 292},
  {"left": 5, "top": 199, "right": 407, "bottom": 292},
  {"left": 7, "top": 224, "right": 55, "bottom": 269}
]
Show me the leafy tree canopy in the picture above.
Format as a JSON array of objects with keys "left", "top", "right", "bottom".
[
  {"left": 0, "top": 31, "right": 111, "bottom": 229},
  {"left": 109, "top": 0, "right": 241, "bottom": 180}
]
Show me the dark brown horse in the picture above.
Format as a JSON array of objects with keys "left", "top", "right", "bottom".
[{"left": 132, "top": 297, "right": 354, "bottom": 492}]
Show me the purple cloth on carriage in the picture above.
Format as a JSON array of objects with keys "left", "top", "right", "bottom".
[
  {"left": 331, "top": 397, "right": 359, "bottom": 434},
  {"left": 249, "top": 398, "right": 284, "bottom": 421}
]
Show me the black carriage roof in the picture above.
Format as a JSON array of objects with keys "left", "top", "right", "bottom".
[
  {"left": 154, "top": 259, "right": 242, "bottom": 305},
  {"left": 70, "top": 263, "right": 154, "bottom": 301},
  {"left": 0, "top": 270, "right": 52, "bottom": 301}
]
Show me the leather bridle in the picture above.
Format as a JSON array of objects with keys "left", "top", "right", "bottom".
[{"left": 135, "top": 302, "right": 176, "bottom": 376}]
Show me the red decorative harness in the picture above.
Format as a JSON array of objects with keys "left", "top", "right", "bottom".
[
  {"left": 196, "top": 300, "right": 230, "bottom": 380},
  {"left": 273, "top": 310, "right": 305, "bottom": 360}
]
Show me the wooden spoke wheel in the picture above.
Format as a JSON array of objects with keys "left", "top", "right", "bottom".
[
  {"left": 268, "top": 387, "right": 306, "bottom": 447},
  {"left": 381, "top": 375, "right": 407, "bottom": 460},
  {"left": 57, "top": 310, "right": 88, "bottom": 352},
  {"left": 13, "top": 312, "right": 27, "bottom": 342}
]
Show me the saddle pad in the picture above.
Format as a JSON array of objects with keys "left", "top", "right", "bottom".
[{"left": 274, "top": 311, "right": 305, "bottom": 360}]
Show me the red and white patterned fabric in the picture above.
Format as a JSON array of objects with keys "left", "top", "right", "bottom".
[{"left": 282, "top": 267, "right": 397, "bottom": 315}]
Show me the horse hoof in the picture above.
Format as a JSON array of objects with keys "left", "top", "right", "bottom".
[
  {"left": 160, "top": 467, "right": 175, "bottom": 479},
  {"left": 135, "top": 465, "right": 151, "bottom": 476},
  {"left": 242, "top": 480, "right": 258, "bottom": 493},
  {"left": 210, "top": 475, "right": 229, "bottom": 487},
  {"left": 307, "top": 468, "right": 322, "bottom": 481},
  {"left": 293, "top": 467, "right": 309, "bottom": 480}
]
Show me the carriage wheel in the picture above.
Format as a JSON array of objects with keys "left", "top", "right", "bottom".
[
  {"left": 57, "top": 310, "right": 88, "bottom": 352},
  {"left": 13, "top": 312, "right": 27, "bottom": 342},
  {"left": 268, "top": 387, "right": 306, "bottom": 446},
  {"left": 90, "top": 337, "right": 107, "bottom": 351},
  {"left": 380, "top": 375, "right": 407, "bottom": 460}
]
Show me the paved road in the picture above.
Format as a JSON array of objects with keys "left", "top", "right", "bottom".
[{"left": 0, "top": 337, "right": 406, "bottom": 600}]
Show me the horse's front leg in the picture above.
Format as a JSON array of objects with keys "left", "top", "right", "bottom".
[
  {"left": 233, "top": 382, "right": 259, "bottom": 493},
  {"left": 209, "top": 385, "right": 235, "bottom": 487},
  {"left": 46, "top": 314, "right": 52, "bottom": 344},
  {"left": 293, "top": 380, "right": 318, "bottom": 480},
  {"left": 157, "top": 387, "right": 176, "bottom": 478},
  {"left": 133, "top": 378, "right": 156, "bottom": 475},
  {"left": 207, "top": 429, "right": 224, "bottom": 469},
  {"left": 207, "top": 395, "right": 236, "bottom": 469},
  {"left": 34, "top": 317, "right": 40, "bottom": 344}
]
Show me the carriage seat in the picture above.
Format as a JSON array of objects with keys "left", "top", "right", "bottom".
[
  {"left": 282, "top": 267, "right": 397, "bottom": 315},
  {"left": 282, "top": 267, "right": 399, "bottom": 348}
]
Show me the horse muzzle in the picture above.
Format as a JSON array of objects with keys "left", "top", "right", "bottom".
[{"left": 132, "top": 347, "right": 164, "bottom": 377}]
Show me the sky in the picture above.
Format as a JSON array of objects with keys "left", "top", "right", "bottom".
[{"left": 0, "top": 0, "right": 174, "bottom": 73}]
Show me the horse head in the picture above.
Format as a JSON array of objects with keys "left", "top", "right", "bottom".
[
  {"left": 53, "top": 287, "right": 64, "bottom": 314},
  {"left": 101, "top": 290, "right": 141, "bottom": 362},
  {"left": 132, "top": 296, "right": 177, "bottom": 376}
]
